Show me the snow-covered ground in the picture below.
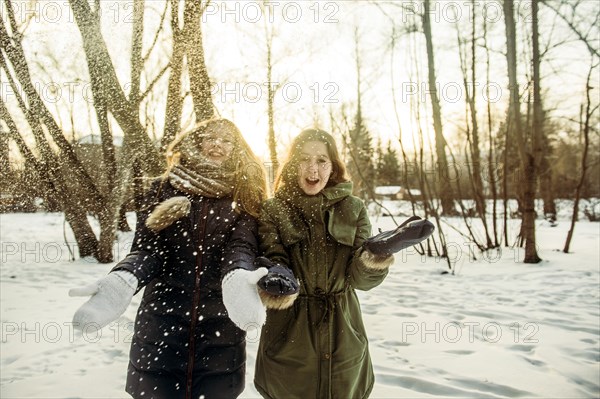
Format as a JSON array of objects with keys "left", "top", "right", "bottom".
[{"left": 1, "top": 211, "right": 599, "bottom": 398}]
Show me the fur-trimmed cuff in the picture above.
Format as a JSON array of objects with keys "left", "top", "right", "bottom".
[
  {"left": 146, "top": 196, "right": 191, "bottom": 232},
  {"left": 259, "top": 290, "right": 298, "bottom": 310},
  {"left": 360, "top": 249, "right": 395, "bottom": 270}
]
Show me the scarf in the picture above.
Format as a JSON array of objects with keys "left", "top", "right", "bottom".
[{"left": 169, "top": 142, "right": 235, "bottom": 198}]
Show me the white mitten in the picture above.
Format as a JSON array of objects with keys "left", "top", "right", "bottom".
[
  {"left": 222, "top": 268, "right": 268, "bottom": 331},
  {"left": 69, "top": 270, "right": 138, "bottom": 332}
]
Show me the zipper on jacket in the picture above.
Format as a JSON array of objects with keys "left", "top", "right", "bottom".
[{"left": 186, "top": 200, "right": 209, "bottom": 399}]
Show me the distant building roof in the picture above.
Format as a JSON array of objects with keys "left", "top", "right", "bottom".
[
  {"left": 375, "top": 186, "right": 403, "bottom": 195},
  {"left": 375, "top": 186, "right": 423, "bottom": 198},
  {"left": 77, "top": 134, "right": 123, "bottom": 147}
]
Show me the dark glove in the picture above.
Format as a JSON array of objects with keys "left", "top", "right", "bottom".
[
  {"left": 255, "top": 257, "right": 299, "bottom": 296},
  {"left": 363, "top": 216, "right": 435, "bottom": 256}
]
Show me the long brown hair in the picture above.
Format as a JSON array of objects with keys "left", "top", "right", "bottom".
[
  {"left": 164, "top": 118, "right": 267, "bottom": 217},
  {"left": 274, "top": 128, "right": 349, "bottom": 193}
]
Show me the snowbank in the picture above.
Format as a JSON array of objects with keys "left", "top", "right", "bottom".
[{"left": 1, "top": 212, "right": 598, "bottom": 398}]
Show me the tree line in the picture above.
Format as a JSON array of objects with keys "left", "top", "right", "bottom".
[{"left": 1, "top": 0, "right": 598, "bottom": 267}]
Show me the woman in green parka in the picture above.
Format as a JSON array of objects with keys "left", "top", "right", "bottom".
[{"left": 254, "top": 129, "right": 399, "bottom": 399}]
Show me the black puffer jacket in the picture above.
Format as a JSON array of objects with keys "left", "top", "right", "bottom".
[{"left": 112, "top": 180, "right": 258, "bottom": 398}]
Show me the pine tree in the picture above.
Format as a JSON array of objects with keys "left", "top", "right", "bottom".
[
  {"left": 347, "top": 109, "right": 375, "bottom": 200},
  {"left": 377, "top": 140, "right": 401, "bottom": 186},
  {"left": 346, "top": 26, "right": 375, "bottom": 201},
  {"left": 383, "top": 141, "right": 400, "bottom": 186}
]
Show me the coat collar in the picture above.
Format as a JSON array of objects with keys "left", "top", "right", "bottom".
[
  {"left": 321, "top": 181, "right": 353, "bottom": 204},
  {"left": 274, "top": 181, "right": 359, "bottom": 247}
]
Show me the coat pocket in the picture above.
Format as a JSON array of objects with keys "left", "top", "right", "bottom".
[
  {"left": 334, "top": 295, "right": 368, "bottom": 364},
  {"left": 263, "top": 309, "right": 295, "bottom": 357}
]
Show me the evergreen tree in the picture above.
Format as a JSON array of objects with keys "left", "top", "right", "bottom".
[
  {"left": 346, "top": 27, "right": 375, "bottom": 201},
  {"left": 377, "top": 140, "right": 401, "bottom": 186},
  {"left": 347, "top": 108, "right": 375, "bottom": 200}
]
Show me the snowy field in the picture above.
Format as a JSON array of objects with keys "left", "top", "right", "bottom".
[{"left": 0, "top": 211, "right": 599, "bottom": 398}]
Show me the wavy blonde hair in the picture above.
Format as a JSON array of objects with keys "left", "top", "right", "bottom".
[{"left": 163, "top": 118, "right": 267, "bottom": 218}]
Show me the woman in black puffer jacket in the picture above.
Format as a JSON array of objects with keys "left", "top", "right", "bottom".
[{"left": 70, "top": 119, "right": 274, "bottom": 399}]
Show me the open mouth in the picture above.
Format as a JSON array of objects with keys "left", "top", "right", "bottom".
[
  {"left": 305, "top": 177, "right": 320, "bottom": 186},
  {"left": 208, "top": 150, "right": 224, "bottom": 157}
]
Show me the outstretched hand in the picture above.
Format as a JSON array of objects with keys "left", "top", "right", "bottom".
[
  {"left": 363, "top": 216, "right": 435, "bottom": 257},
  {"left": 69, "top": 271, "right": 138, "bottom": 332}
]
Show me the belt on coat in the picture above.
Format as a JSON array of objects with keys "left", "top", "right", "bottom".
[{"left": 298, "top": 286, "right": 349, "bottom": 326}]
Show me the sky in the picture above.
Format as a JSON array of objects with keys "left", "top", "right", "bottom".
[{"left": 2, "top": 0, "right": 598, "bottom": 161}]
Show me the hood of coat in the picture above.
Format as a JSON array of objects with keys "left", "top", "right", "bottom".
[{"left": 272, "top": 181, "right": 361, "bottom": 247}]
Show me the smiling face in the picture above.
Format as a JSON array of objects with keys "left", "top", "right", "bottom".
[
  {"left": 296, "top": 140, "right": 332, "bottom": 195},
  {"left": 199, "top": 128, "right": 236, "bottom": 164}
]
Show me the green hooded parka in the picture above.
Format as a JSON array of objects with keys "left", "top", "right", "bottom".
[{"left": 254, "top": 181, "right": 389, "bottom": 399}]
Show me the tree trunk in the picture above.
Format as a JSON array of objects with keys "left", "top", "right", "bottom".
[
  {"left": 502, "top": 124, "right": 509, "bottom": 246},
  {"left": 266, "top": 36, "right": 279, "bottom": 186},
  {"left": 69, "top": 0, "right": 161, "bottom": 174},
  {"left": 531, "top": 0, "right": 556, "bottom": 219},
  {"left": 129, "top": 0, "right": 144, "bottom": 107},
  {"left": 483, "top": 15, "right": 499, "bottom": 247},
  {"left": 63, "top": 204, "right": 98, "bottom": 258},
  {"left": 70, "top": 0, "right": 164, "bottom": 262},
  {"left": 0, "top": 129, "right": 9, "bottom": 174},
  {"left": 539, "top": 131, "right": 557, "bottom": 217},
  {"left": 564, "top": 64, "right": 595, "bottom": 253},
  {"left": 468, "top": 3, "right": 492, "bottom": 247},
  {"left": 97, "top": 207, "right": 117, "bottom": 263},
  {"left": 503, "top": 0, "right": 541, "bottom": 262},
  {"left": 118, "top": 208, "right": 131, "bottom": 232},
  {"left": 527, "top": 0, "right": 543, "bottom": 262},
  {"left": 162, "top": 0, "right": 186, "bottom": 148},
  {"left": 423, "top": 0, "right": 455, "bottom": 216},
  {"left": 456, "top": 2, "right": 493, "bottom": 248},
  {"left": 185, "top": 1, "right": 214, "bottom": 121}
]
